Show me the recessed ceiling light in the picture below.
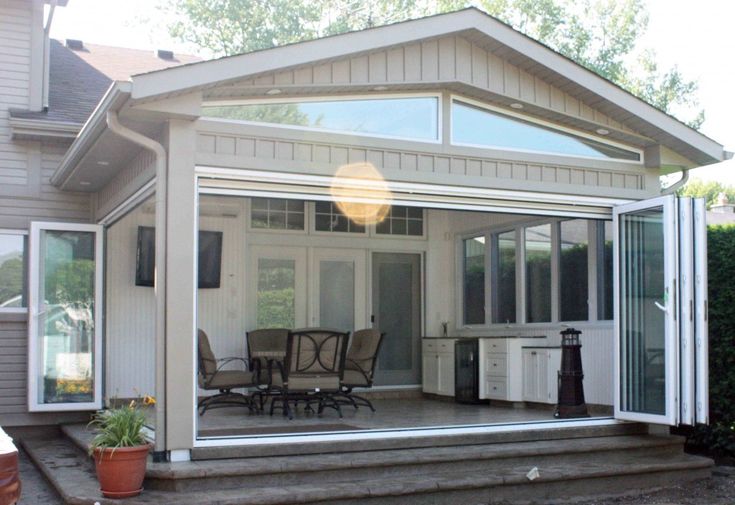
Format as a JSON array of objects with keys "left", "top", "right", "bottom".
[
  {"left": 265, "top": 88, "right": 282, "bottom": 95},
  {"left": 596, "top": 128, "right": 610, "bottom": 135},
  {"left": 79, "top": 181, "right": 91, "bottom": 186},
  {"left": 372, "top": 86, "right": 388, "bottom": 91},
  {"left": 510, "top": 102, "right": 524, "bottom": 109},
  {"left": 96, "top": 161, "right": 109, "bottom": 166}
]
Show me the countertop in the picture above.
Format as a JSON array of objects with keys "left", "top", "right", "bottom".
[{"left": 422, "top": 335, "right": 547, "bottom": 339}]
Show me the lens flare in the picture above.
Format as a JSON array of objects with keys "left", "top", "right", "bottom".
[{"left": 329, "top": 162, "right": 392, "bottom": 226}]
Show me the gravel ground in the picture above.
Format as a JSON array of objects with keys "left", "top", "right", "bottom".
[{"left": 13, "top": 447, "right": 735, "bottom": 505}]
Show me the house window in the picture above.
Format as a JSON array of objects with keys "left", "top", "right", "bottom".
[
  {"left": 203, "top": 96, "right": 440, "bottom": 141},
  {"left": 251, "top": 198, "right": 305, "bottom": 231},
  {"left": 375, "top": 206, "right": 424, "bottom": 236},
  {"left": 560, "top": 220, "right": 589, "bottom": 321},
  {"left": 491, "top": 230, "right": 516, "bottom": 324},
  {"left": 451, "top": 99, "right": 641, "bottom": 162},
  {"left": 314, "top": 201, "right": 366, "bottom": 234},
  {"left": 463, "top": 236, "right": 486, "bottom": 325},
  {"left": 0, "top": 232, "right": 27, "bottom": 309},
  {"left": 525, "top": 224, "right": 552, "bottom": 323},
  {"left": 597, "top": 221, "right": 614, "bottom": 320}
]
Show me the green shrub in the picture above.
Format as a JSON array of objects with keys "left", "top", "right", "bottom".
[{"left": 690, "top": 225, "right": 735, "bottom": 457}]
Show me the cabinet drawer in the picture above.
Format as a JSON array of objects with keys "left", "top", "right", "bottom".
[
  {"left": 485, "top": 380, "right": 507, "bottom": 399},
  {"left": 485, "top": 339, "right": 508, "bottom": 353},
  {"left": 423, "top": 340, "right": 436, "bottom": 352},
  {"left": 436, "top": 340, "right": 453, "bottom": 352},
  {"left": 485, "top": 355, "right": 507, "bottom": 377}
]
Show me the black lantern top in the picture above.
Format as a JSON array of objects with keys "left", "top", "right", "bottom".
[{"left": 560, "top": 327, "right": 581, "bottom": 347}]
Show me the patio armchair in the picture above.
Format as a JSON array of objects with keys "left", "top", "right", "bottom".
[
  {"left": 270, "top": 328, "right": 349, "bottom": 420},
  {"left": 339, "top": 329, "right": 385, "bottom": 412},
  {"left": 197, "top": 329, "right": 257, "bottom": 415},
  {"left": 246, "top": 328, "right": 289, "bottom": 408}
]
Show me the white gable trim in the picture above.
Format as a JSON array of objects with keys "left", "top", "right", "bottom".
[{"left": 129, "top": 8, "right": 723, "bottom": 164}]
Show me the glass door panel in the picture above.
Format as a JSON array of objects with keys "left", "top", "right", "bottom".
[
  {"left": 614, "top": 196, "right": 678, "bottom": 425},
  {"left": 249, "top": 246, "right": 306, "bottom": 329},
  {"left": 372, "top": 252, "right": 422, "bottom": 386},
  {"left": 29, "top": 223, "right": 102, "bottom": 411},
  {"left": 310, "top": 249, "right": 366, "bottom": 331}
]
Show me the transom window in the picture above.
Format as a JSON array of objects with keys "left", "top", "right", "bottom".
[
  {"left": 203, "top": 96, "right": 439, "bottom": 142},
  {"left": 0, "top": 232, "right": 26, "bottom": 309},
  {"left": 314, "top": 201, "right": 366, "bottom": 234},
  {"left": 376, "top": 206, "right": 424, "bottom": 236},
  {"left": 451, "top": 99, "right": 641, "bottom": 162},
  {"left": 251, "top": 198, "right": 305, "bottom": 231}
]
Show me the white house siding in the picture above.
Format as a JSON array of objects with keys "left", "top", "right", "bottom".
[
  {"left": 214, "top": 35, "right": 640, "bottom": 139},
  {"left": 195, "top": 121, "right": 653, "bottom": 200}
]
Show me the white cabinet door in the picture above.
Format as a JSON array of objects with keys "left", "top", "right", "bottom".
[
  {"left": 422, "top": 351, "right": 438, "bottom": 394},
  {"left": 436, "top": 352, "right": 455, "bottom": 396},
  {"left": 522, "top": 350, "right": 539, "bottom": 401}
]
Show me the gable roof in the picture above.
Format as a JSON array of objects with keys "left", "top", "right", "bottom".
[
  {"left": 126, "top": 8, "right": 725, "bottom": 165},
  {"left": 9, "top": 39, "right": 201, "bottom": 125}
]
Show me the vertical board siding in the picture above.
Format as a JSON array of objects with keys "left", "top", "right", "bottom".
[
  {"left": 0, "top": 319, "right": 28, "bottom": 415},
  {"left": 229, "top": 35, "right": 634, "bottom": 133}
]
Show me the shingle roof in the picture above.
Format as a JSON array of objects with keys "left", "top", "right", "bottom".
[{"left": 10, "top": 39, "right": 201, "bottom": 124}]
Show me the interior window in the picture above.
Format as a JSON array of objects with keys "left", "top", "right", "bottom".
[
  {"left": 251, "top": 198, "right": 305, "bottom": 231},
  {"left": 491, "top": 230, "right": 516, "bottom": 324},
  {"left": 314, "top": 201, "right": 366, "bottom": 234},
  {"left": 463, "top": 236, "right": 486, "bottom": 325},
  {"left": 203, "top": 96, "right": 439, "bottom": 141},
  {"left": 525, "top": 224, "right": 552, "bottom": 323},
  {"left": 451, "top": 100, "right": 641, "bottom": 162},
  {"left": 0, "top": 232, "right": 26, "bottom": 308},
  {"left": 560, "top": 220, "right": 589, "bottom": 321},
  {"left": 597, "top": 220, "right": 614, "bottom": 320},
  {"left": 376, "top": 206, "right": 424, "bottom": 236}
]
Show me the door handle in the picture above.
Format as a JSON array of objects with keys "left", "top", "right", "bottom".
[{"left": 653, "top": 301, "right": 667, "bottom": 313}]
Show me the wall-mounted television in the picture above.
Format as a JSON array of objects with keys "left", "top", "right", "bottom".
[{"left": 135, "top": 226, "right": 223, "bottom": 289}]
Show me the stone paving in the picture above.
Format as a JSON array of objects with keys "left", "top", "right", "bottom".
[{"left": 17, "top": 447, "right": 62, "bottom": 505}]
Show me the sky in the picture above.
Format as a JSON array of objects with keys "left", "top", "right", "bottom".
[{"left": 48, "top": 0, "right": 735, "bottom": 182}]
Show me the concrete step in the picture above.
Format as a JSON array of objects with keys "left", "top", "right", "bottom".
[
  {"left": 144, "top": 434, "right": 687, "bottom": 492},
  {"left": 21, "top": 433, "right": 713, "bottom": 505}
]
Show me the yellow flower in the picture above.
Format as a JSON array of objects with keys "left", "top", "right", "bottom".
[{"left": 143, "top": 395, "right": 156, "bottom": 406}]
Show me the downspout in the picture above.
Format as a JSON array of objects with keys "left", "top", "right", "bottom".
[
  {"left": 106, "top": 112, "right": 168, "bottom": 459},
  {"left": 662, "top": 166, "right": 690, "bottom": 195},
  {"left": 42, "top": 0, "right": 57, "bottom": 111}
]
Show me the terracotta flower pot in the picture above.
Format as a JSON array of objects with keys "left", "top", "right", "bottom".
[{"left": 92, "top": 444, "right": 151, "bottom": 499}]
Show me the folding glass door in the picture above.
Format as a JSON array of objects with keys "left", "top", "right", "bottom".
[
  {"left": 28, "top": 222, "right": 103, "bottom": 411},
  {"left": 613, "top": 196, "right": 708, "bottom": 426}
]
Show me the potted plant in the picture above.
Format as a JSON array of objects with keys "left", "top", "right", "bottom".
[{"left": 88, "top": 396, "right": 154, "bottom": 499}]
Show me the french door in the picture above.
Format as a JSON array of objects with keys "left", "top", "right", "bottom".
[
  {"left": 310, "top": 248, "right": 366, "bottom": 330},
  {"left": 613, "top": 196, "right": 708, "bottom": 426},
  {"left": 28, "top": 222, "right": 103, "bottom": 411}
]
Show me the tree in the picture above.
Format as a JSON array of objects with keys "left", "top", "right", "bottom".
[
  {"left": 161, "top": 0, "right": 704, "bottom": 128},
  {"left": 678, "top": 179, "right": 735, "bottom": 209}
]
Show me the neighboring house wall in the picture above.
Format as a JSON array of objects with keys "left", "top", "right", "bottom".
[{"left": 0, "top": 1, "right": 91, "bottom": 426}]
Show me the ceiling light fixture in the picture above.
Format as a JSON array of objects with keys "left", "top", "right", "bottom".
[
  {"left": 96, "top": 161, "right": 110, "bottom": 166},
  {"left": 372, "top": 86, "right": 388, "bottom": 91},
  {"left": 596, "top": 128, "right": 610, "bottom": 135},
  {"left": 510, "top": 102, "right": 524, "bottom": 109},
  {"left": 79, "top": 181, "right": 91, "bottom": 186},
  {"left": 265, "top": 88, "right": 282, "bottom": 95}
]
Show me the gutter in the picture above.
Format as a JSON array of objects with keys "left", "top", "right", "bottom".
[
  {"left": 50, "top": 81, "right": 131, "bottom": 188},
  {"left": 42, "top": 0, "right": 57, "bottom": 111},
  {"left": 8, "top": 117, "right": 81, "bottom": 140},
  {"left": 662, "top": 166, "right": 690, "bottom": 195},
  {"left": 107, "top": 112, "right": 168, "bottom": 458}
]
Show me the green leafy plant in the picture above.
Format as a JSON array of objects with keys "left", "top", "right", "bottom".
[{"left": 88, "top": 397, "right": 153, "bottom": 455}]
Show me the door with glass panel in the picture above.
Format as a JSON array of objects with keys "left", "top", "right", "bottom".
[
  {"left": 372, "top": 252, "right": 422, "bottom": 386},
  {"left": 613, "top": 196, "right": 708, "bottom": 426},
  {"left": 248, "top": 246, "right": 307, "bottom": 330},
  {"left": 310, "top": 249, "right": 366, "bottom": 332},
  {"left": 28, "top": 222, "right": 103, "bottom": 411}
]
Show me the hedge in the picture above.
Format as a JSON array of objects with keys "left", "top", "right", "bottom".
[{"left": 690, "top": 225, "right": 735, "bottom": 457}]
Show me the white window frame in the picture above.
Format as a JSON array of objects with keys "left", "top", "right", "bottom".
[
  {"left": 246, "top": 196, "right": 309, "bottom": 235},
  {"left": 449, "top": 95, "right": 644, "bottom": 165},
  {"left": 370, "top": 207, "right": 427, "bottom": 240},
  {"left": 28, "top": 221, "right": 104, "bottom": 412},
  {"left": 0, "top": 228, "right": 28, "bottom": 314},
  {"left": 457, "top": 217, "right": 613, "bottom": 330},
  {"left": 202, "top": 92, "right": 443, "bottom": 144},
  {"left": 310, "top": 201, "right": 371, "bottom": 237}
]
